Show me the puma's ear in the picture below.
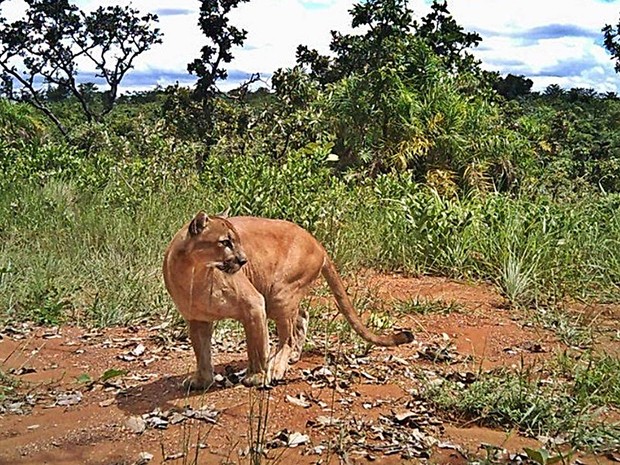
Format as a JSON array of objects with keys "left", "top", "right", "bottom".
[
  {"left": 218, "top": 206, "right": 231, "bottom": 219},
  {"left": 188, "top": 211, "right": 209, "bottom": 236}
]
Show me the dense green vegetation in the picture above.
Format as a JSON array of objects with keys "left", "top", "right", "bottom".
[
  {"left": 1, "top": 94, "right": 619, "bottom": 325},
  {"left": 423, "top": 351, "right": 620, "bottom": 451}
]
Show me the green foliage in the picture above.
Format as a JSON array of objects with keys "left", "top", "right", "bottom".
[
  {"left": 0, "top": 0, "right": 162, "bottom": 134},
  {"left": 414, "top": 0, "right": 482, "bottom": 74},
  {"left": 2, "top": 128, "right": 619, "bottom": 327},
  {"left": 282, "top": 0, "right": 528, "bottom": 186},
  {"left": 324, "top": 50, "right": 531, "bottom": 188},
  {"left": 511, "top": 94, "right": 620, "bottom": 195},
  {"left": 100, "top": 368, "right": 129, "bottom": 383},
  {"left": 423, "top": 353, "right": 620, "bottom": 450},
  {"left": 493, "top": 74, "right": 534, "bottom": 100},
  {"left": 0, "top": 369, "right": 18, "bottom": 402},
  {"left": 603, "top": 15, "right": 620, "bottom": 73},
  {"left": 523, "top": 447, "right": 573, "bottom": 465},
  {"left": 161, "top": 85, "right": 210, "bottom": 143},
  {"left": 201, "top": 141, "right": 345, "bottom": 231},
  {"left": 0, "top": 100, "right": 46, "bottom": 147}
]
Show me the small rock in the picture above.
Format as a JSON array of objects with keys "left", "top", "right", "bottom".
[
  {"left": 147, "top": 416, "right": 168, "bottom": 429},
  {"left": 394, "top": 411, "right": 417, "bottom": 423},
  {"left": 126, "top": 416, "right": 146, "bottom": 434},
  {"left": 131, "top": 343, "right": 146, "bottom": 357},
  {"left": 287, "top": 432, "right": 309, "bottom": 447},
  {"left": 11, "top": 366, "right": 36, "bottom": 376},
  {"left": 169, "top": 412, "right": 186, "bottom": 425},
  {"left": 314, "top": 366, "right": 333, "bottom": 377},
  {"left": 134, "top": 452, "right": 154, "bottom": 465},
  {"left": 269, "top": 430, "right": 309, "bottom": 448}
]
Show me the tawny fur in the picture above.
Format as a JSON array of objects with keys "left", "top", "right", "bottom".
[{"left": 163, "top": 214, "right": 413, "bottom": 390}]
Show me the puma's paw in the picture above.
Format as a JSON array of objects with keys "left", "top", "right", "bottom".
[
  {"left": 268, "top": 359, "right": 289, "bottom": 382},
  {"left": 242, "top": 371, "right": 270, "bottom": 387},
  {"left": 182, "top": 373, "right": 214, "bottom": 391},
  {"left": 289, "top": 349, "right": 302, "bottom": 364}
]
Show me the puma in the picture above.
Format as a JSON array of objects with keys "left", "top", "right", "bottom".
[{"left": 163, "top": 211, "right": 413, "bottom": 389}]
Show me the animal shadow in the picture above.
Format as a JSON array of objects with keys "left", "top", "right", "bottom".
[{"left": 115, "top": 360, "right": 247, "bottom": 415}]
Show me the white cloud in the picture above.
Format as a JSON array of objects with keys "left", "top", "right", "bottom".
[
  {"left": 447, "top": 0, "right": 616, "bottom": 34},
  {"left": 444, "top": 0, "right": 619, "bottom": 92},
  {"left": 227, "top": 0, "right": 354, "bottom": 75},
  {"left": 1, "top": 0, "right": 619, "bottom": 93}
]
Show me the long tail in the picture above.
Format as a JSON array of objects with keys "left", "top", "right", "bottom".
[{"left": 321, "top": 257, "right": 414, "bottom": 346}]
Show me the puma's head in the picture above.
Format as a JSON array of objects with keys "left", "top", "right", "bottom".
[{"left": 185, "top": 211, "right": 248, "bottom": 274}]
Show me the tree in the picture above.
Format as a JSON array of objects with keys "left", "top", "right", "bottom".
[
  {"left": 187, "top": 0, "right": 257, "bottom": 171},
  {"left": 493, "top": 74, "right": 533, "bottom": 100},
  {"left": 414, "top": 0, "right": 481, "bottom": 74},
  {"left": 603, "top": 16, "right": 620, "bottom": 73},
  {"left": 566, "top": 87, "right": 599, "bottom": 102},
  {"left": 0, "top": 0, "right": 162, "bottom": 136},
  {"left": 270, "top": 0, "right": 530, "bottom": 189},
  {"left": 296, "top": 0, "right": 415, "bottom": 85},
  {"left": 189, "top": 0, "right": 250, "bottom": 100},
  {"left": 543, "top": 84, "right": 565, "bottom": 99},
  {"left": 295, "top": 0, "right": 482, "bottom": 84}
]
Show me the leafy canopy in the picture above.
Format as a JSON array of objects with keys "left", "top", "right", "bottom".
[
  {"left": 295, "top": 0, "right": 482, "bottom": 84},
  {"left": 188, "top": 0, "right": 251, "bottom": 100},
  {"left": 603, "top": 15, "right": 620, "bottom": 73},
  {"left": 182, "top": 0, "right": 256, "bottom": 171},
  {"left": 0, "top": 0, "right": 162, "bottom": 135}
]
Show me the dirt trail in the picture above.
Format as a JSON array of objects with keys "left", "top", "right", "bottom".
[{"left": 0, "top": 275, "right": 616, "bottom": 465}]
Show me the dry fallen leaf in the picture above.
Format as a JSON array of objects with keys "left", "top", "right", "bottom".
[
  {"left": 286, "top": 394, "right": 311, "bottom": 408},
  {"left": 98, "top": 398, "right": 115, "bottom": 408}
]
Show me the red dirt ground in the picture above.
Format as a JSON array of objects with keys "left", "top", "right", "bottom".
[{"left": 0, "top": 274, "right": 618, "bottom": 465}]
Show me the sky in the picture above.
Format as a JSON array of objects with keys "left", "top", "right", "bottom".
[{"left": 2, "top": 0, "right": 620, "bottom": 94}]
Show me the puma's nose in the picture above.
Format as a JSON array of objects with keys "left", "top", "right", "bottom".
[{"left": 237, "top": 256, "right": 248, "bottom": 266}]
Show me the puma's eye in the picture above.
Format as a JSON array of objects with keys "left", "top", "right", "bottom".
[{"left": 220, "top": 239, "right": 233, "bottom": 249}]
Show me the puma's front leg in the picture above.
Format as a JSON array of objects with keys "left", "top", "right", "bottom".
[
  {"left": 183, "top": 320, "right": 215, "bottom": 391},
  {"left": 241, "top": 299, "right": 270, "bottom": 387}
]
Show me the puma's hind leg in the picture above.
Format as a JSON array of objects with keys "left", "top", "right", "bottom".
[
  {"left": 289, "top": 306, "right": 308, "bottom": 364},
  {"left": 269, "top": 313, "right": 296, "bottom": 382},
  {"left": 268, "top": 296, "right": 307, "bottom": 381}
]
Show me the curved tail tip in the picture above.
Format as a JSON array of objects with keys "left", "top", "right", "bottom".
[{"left": 395, "top": 330, "right": 415, "bottom": 345}]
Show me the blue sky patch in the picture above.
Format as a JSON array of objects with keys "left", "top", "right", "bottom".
[
  {"left": 480, "top": 23, "right": 599, "bottom": 41},
  {"left": 154, "top": 8, "right": 193, "bottom": 16},
  {"left": 121, "top": 70, "right": 196, "bottom": 87},
  {"left": 530, "top": 57, "right": 595, "bottom": 77},
  {"left": 299, "top": 1, "right": 332, "bottom": 10},
  {"left": 526, "top": 24, "right": 599, "bottom": 40}
]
